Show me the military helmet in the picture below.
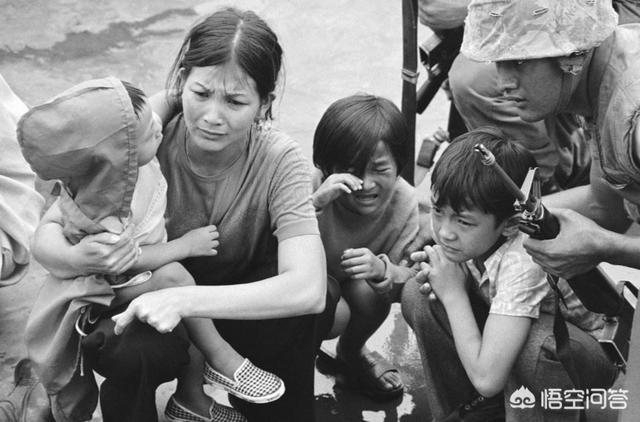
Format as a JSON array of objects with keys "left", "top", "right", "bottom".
[{"left": 461, "top": 0, "right": 618, "bottom": 62}]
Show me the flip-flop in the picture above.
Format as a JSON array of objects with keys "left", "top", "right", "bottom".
[{"left": 316, "top": 347, "right": 404, "bottom": 401}]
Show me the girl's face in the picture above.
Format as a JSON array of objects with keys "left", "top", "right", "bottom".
[
  {"left": 496, "top": 58, "right": 564, "bottom": 122},
  {"left": 181, "top": 63, "right": 266, "bottom": 156},
  {"left": 135, "top": 103, "right": 163, "bottom": 167},
  {"left": 337, "top": 141, "right": 398, "bottom": 216}
]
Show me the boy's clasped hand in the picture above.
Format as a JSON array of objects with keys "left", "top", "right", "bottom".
[{"left": 410, "top": 246, "right": 467, "bottom": 303}]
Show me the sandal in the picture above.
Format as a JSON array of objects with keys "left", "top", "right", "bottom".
[
  {"left": 317, "top": 348, "right": 404, "bottom": 401},
  {"left": 165, "top": 395, "right": 247, "bottom": 422},
  {"left": 203, "top": 359, "right": 285, "bottom": 404}
]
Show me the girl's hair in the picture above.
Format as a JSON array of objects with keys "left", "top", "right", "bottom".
[
  {"left": 121, "top": 80, "right": 146, "bottom": 119},
  {"left": 166, "top": 7, "right": 282, "bottom": 119},
  {"left": 431, "top": 126, "right": 537, "bottom": 224},
  {"left": 313, "top": 94, "right": 410, "bottom": 177}
]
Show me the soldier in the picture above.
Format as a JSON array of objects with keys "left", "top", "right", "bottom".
[{"left": 461, "top": 1, "right": 640, "bottom": 420}]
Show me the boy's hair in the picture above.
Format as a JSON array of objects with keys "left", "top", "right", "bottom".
[
  {"left": 313, "top": 94, "right": 410, "bottom": 178},
  {"left": 431, "top": 126, "right": 537, "bottom": 224},
  {"left": 121, "top": 80, "right": 146, "bottom": 118}
]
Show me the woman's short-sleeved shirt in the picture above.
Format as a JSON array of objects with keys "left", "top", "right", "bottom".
[{"left": 157, "top": 115, "right": 318, "bottom": 285}]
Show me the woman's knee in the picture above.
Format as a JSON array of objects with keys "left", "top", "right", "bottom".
[{"left": 83, "top": 317, "right": 190, "bottom": 383}]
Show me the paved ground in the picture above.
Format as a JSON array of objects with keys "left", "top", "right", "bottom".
[{"left": 0, "top": 1, "right": 446, "bottom": 421}]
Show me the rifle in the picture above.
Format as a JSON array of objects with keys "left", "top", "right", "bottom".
[
  {"left": 414, "top": 27, "right": 465, "bottom": 169},
  {"left": 474, "top": 143, "right": 637, "bottom": 370},
  {"left": 416, "top": 27, "right": 464, "bottom": 115}
]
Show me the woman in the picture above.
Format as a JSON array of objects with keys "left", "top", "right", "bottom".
[{"left": 32, "top": 8, "right": 334, "bottom": 422}]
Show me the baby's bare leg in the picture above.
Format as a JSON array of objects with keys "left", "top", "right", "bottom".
[{"left": 115, "top": 262, "right": 244, "bottom": 378}]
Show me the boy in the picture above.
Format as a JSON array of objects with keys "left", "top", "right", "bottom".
[
  {"left": 18, "top": 78, "right": 282, "bottom": 422},
  {"left": 402, "top": 127, "right": 616, "bottom": 421}
]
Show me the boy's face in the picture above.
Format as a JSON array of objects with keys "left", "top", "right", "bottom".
[
  {"left": 336, "top": 140, "right": 398, "bottom": 216},
  {"left": 430, "top": 198, "right": 510, "bottom": 263},
  {"left": 135, "top": 103, "right": 163, "bottom": 167}
]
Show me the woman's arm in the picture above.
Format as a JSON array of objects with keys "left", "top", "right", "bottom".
[
  {"left": 113, "top": 233, "right": 327, "bottom": 334},
  {"left": 33, "top": 200, "right": 139, "bottom": 278}
]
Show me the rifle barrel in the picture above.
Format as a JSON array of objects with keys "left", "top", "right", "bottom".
[{"left": 473, "top": 144, "right": 526, "bottom": 203}]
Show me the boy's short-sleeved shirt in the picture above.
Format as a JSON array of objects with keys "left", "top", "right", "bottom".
[{"left": 466, "top": 233, "right": 550, "bottom": 319}]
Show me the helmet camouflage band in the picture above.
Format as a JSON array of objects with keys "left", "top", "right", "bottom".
[{"left": 461, "top": 0, "right": 618, "bottom": 62}]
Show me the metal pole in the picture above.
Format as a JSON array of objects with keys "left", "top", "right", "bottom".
[{"left": 400, "top": 0, "right": 418, "bottom": 185}]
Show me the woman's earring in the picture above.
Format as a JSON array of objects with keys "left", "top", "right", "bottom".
[{"left": 254, "top": 116, "right": 271, "bottom": 132}]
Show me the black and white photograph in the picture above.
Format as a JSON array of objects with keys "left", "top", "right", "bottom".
[{"left": 1, "top": 1, "right": 639, "bottom": 421}]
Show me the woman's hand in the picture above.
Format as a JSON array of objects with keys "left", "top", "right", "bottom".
[
  {"left": 178, "top": 225, "right": 219, "bottom": 257},
  {"left": 312, "top": 173, "right": 363, "bottom": 209},
  {"left": 340, "top": 248, "right": 386, "bottom": 282},
  {"left": 523, "top": 208, "right": 605, "bottom": 278},
  {"left": 71, "top": 224, "right": 139, "bottom": 275},
  {"left": 112, "top": 288, "right": 184, "bottom": 335}
]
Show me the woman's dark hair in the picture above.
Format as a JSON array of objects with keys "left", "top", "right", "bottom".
[
  {"left": 166, "top": 8, "right": 282, "bottom": 119},
  {"left": 313, "top": 94, "right": 411, "bottom": 178},
  {"left": 121, "top": 80, "right": 146, "bottom": 119},
  {"left": 431, "top": 126, "right": 537, "bottom": 224}
]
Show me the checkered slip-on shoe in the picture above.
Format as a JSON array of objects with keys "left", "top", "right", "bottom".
[
  {"left": 203, "top": 359, "right": 285, "bottom": 404},
  {"left": 165, "top": 395, "right": 247, "bottom": 422}
]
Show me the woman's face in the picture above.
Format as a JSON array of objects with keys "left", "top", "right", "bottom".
[
  {"left": 181, "top": 63, "right": 265, "bottom": 155},
  {"left": 496, "top": 58, "right": 564, "bottom": 122}
]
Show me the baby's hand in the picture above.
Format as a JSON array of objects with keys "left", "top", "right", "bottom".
[
  {"left": 340, "top": 248, "right": 386, "bottom": 282},
  {"left": 312, "top": 173, "right": 363, "bottom": 209},
  {"left": 180, "top": 225, "right": 219, "bottom": 257}
]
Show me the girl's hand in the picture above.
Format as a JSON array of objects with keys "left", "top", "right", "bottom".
[
  {"left": 71, "top": 224, "right": 139, "bottom": 275},
  {"left": 312, "top": 173, "right": 363, "bottom": 209},
  {"left": 340, "top": 248, "right": 386, "bottom": 282},
  {"left": 112, "top": 288, "right": 184, "bottom": 335},
  {"left": 179, "top": 225, "right": 219, "bottom": 257}
]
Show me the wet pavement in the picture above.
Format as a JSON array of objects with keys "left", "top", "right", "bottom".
[{"left": 0, "top": 1, "right": 447, "bottom": 421}]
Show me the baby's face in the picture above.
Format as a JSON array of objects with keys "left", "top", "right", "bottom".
[{"left": 135, "top": 102, "right": 163, "bottom": 167}]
